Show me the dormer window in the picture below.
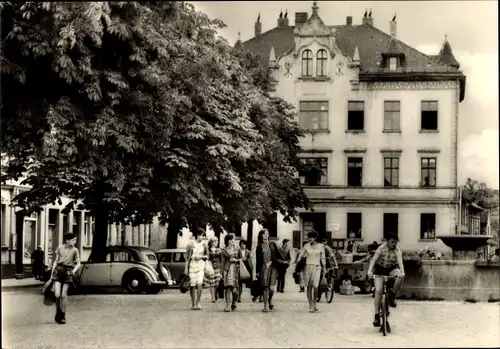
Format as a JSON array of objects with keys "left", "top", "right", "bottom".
[
  {"left": 389, "top": 57, "right": 397, "bottom": 71},
  {"left": 301, "top": 50, "right": 313, "bottom": 76},
  {"left": 316, "top": 49, "right": 328, "bottom": 76}
]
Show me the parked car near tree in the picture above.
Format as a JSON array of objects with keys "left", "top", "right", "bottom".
[{"left": 72, "top": 246, "right": 173, "bottom": 294}]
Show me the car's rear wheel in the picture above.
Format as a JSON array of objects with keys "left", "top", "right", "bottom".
[{"left": 123, "top": 271, "right": 149, "bottom": 294}]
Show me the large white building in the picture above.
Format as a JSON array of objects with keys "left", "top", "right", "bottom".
[
  {"left": 0, "top": 3, "right": 468, "bottom": 271},
  {"left": 235, "top": 2, "right": 466, "bottom": 252}
]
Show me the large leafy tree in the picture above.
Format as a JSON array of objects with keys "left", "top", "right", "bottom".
[{"left": 1, "top": 2, "right": 310, "bottom": 255}]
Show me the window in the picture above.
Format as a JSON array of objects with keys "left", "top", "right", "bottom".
[
  {"left": 347, "top": 101, "right": 364, "bottom": 131},
  {"left": 347, "top": 157, "right": 363, "bottom": 187},
  {"left": 84, "top": 215, "right": 94, "bottom": 246},
  {"left": 421, "top": 101, "right": 438, "bottom": 130},
  {"left": 301, "top": 49, "right": 313, "bottom": 76},
  {"left": 73, "top": 211, "right": 81, "bottom": 235},
  {"left": 347, "top": 213, "right": 362, "bottom": 239},
  {"left": 113, "top": 251, "right": 132, "bottom": 262},
  {"left": 316, "top": 49, "right": 328, "bottom": 76},
  {"left": 298, "top": 158, "right": 327, "bottom": 186},
  {"left": 384, "top": 101, "right": 400, "bottom": 131},
  {"left": 174, "top": 252, "right": 187, "bottom": 263},
  {"left": 299, "top": 101, "right": 329, "bottom": 130},
  {"left": 420, "top": 214, "right": 436, "bottom": 239},
  {"left": 389, "top": 57, "right": 397, "bottom": 71},
  {"left": 383, "top": 157, "right": 399, "bottom": 187},
  {"left": 383, "top": 213, "right": 399, "bottom": 240},
  {"left": 421, "top": 157, "right": 437, "bottom": 187}
]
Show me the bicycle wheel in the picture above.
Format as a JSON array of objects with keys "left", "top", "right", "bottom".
[
  {"left": 381, "top": 294, "right": 388, "bottom": 336},
  {"left": 326, "top": 277, "right": 335, "bottom": 303}
]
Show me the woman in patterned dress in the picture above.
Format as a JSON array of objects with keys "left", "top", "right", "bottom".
[
  {"left": 255, "top": 229, "right": 279, "bottom": 313},
  {"left": 220, "top": 233, "right": 242, "bottom": 312},
  {"left": 207, "top": 236, "right": 222, "bottom": 303}
]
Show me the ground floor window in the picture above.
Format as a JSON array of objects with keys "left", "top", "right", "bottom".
[
  {"left": 420, "top": 213, "right": 436, "bottom": 239},
  {"left": 300, "top": 212, "right": 326, "bottom": 243},
  {"left": 383, "top": 213, "right": 399, "bottom": 240},
  {"left": 346, "top": 213, "right": 362, "bottom": 239}
]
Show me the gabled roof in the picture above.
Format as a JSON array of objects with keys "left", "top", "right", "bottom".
[
  {"left": 382, "top": 37, "right": 404, "bottom": 57},
  {"left": 438, "top": 39, "right": 460, "bottom": 68},
  {"left": 241, "top": 24, "right": 455, "bottom": 71}
]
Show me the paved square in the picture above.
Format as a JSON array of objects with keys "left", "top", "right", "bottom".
[{"left": 2, "top": 288, "right": 499, "bottom": 348}]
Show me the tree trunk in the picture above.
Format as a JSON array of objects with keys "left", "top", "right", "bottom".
[
  {"left": 166, "top": 216, "right": 181, "bottom": 249},
  {"left": 211, "top": 221, "right": 223, "bottom": 240},
  {"left": 89, "top": 207, "right": 109, "bottom": 262},
  {"left": 246, "top": 219, "right": 254, "bottom": 248},
  {"left": 15, "top": 210, "right": 25, "bottom": 279}
]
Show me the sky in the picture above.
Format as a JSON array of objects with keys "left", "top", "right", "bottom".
[{"left": 192, "top": 1, "right": 499, "bottom": 189}]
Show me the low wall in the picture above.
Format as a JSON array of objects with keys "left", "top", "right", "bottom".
[{"left": 400, "top": 260, "right": 500, "bottom": 302}]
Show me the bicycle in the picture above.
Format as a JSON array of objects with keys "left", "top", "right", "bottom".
[
  {"left": 316, "top": 268, "right": 336, "bottom": 303},
  {"left": 376, "top": 275, "right": 396, "bottom": 336}
]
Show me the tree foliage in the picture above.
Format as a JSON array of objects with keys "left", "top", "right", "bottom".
[
  {"left": 1, "top": 1, "right": 310, "bottom": 252},
  {"left": 461, "top": 178, "right": 498, "bottom": 210}
]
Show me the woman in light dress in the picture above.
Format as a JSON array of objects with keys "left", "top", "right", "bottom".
[
  {"left": 297, "top": 230, "right": 326, "bottom": 313},
  {"left": 220, "top": 233, "right": 242, "bottom": 312},
  {"left": 184, "top": 228, "right": 208, "bottom": 310},
  {"left": 207, "top": 236, "right": 222, "bottom": 303}
]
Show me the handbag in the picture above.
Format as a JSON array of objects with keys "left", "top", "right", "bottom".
[
  {"left": 319, "top": 271, "right": 328, "bottom": 292},
  {"left": 217, "top": 279, "right": 225, "bottom": 299},
  {"left": 251, "top": 279, "right": 263, "bottom": 297},
  {"left": 180, "top": 247, "right": 192, "bottom": 293},
  {"left": 204, "top": 261, "right": 215, "bottom": 279},
  {"left": 239, "top": 260, "right": 251, "bottom": 282},
  {"left": 43, "top": 279, "right": 56, "bottom": 306},
  {"left": 295, "top": 257, "right": 306, "bottom": 273}
]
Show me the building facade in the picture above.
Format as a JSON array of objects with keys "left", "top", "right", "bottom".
[{"left": 237, "top": 2, "right": 466, "bottom": 252}]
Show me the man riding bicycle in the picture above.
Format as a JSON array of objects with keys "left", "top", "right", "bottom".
[{"left": 367, "top": 232, "right": 405, "bottom": 327}]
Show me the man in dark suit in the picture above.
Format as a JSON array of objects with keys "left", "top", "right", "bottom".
[{"left": 276, "top": 239, "right": 291, "bottom": 293}]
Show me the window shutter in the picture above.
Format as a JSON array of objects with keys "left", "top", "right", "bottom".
[{"left": 325, "top": 231, "right": 332, "bottom": 246}]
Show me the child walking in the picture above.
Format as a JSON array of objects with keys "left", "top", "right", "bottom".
[{"left": 50, "top": 232, "right": 81, "bottom": 324}]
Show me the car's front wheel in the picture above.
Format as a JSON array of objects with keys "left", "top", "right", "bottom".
[{"left": 123, "top": 271, "right": 149, "bottom": 294}]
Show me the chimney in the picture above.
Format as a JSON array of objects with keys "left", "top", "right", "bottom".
[
  {"left": 254, "top": 13, "right": 261, "bottom": 36},
  {"left": 295, "top": 12, "right": 308, "bottom": 28},
  {"left": 277, "top": 10, "right": 289, "bottom": 27},
  {"left": 390, "top": 14, "right": 397, "bottom": 37},
  {"left": 346, "top": 16, "right": 353, "bottom": 26},
  {"left": 362, "top": 9, "right": 373, "bottom": 26}
]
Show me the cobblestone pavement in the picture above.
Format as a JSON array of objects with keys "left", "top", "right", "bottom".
[{"left": 2, "top": 288, "right": 499, "bottom": 348}]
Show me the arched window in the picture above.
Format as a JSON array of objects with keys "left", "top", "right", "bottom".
[
  {"left": 301, "top": 50, "right": 313, "bottom": 76},
  {"left": 316, "top": 49, "right": 328, "bottom": 76}
]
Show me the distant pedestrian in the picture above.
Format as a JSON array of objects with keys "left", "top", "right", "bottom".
[
  {"left": 255, "top": 229, "right": 279, "bottom": 313},
  {"left": 221, "top": 233, "right": 242, "bottom": 312},
  {"left": 297, "top": 230, "right": 325, "bottom": 313},
  {"left": 277, "top": 239, "right": 291, "bottom": 293},
  {"left": 50, "top": 233, "right": 81, "bottom": 324},
  {"left": 185, "top": 228, "right": 208, "bottom": 310},
  {"left": 237, "top": 239, "right": 253, "bottom": 302},
  {"left": 31, "top": 246, "right": 45, "bottom": 280},
  {"left": 207, "top": 236, "right": 222, "bottom": 303}
]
